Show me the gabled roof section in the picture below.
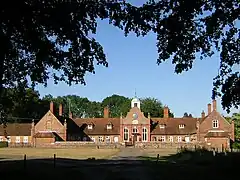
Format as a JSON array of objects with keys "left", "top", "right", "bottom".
[
  {"left": 151, "top": 117, "right": 199, "bottom": 135},
  {"left": 0, "top": 123, "right": 32, "bottom": 136},
  {"left": 73, "top": 118, "right": 120, "bottom": 135}
]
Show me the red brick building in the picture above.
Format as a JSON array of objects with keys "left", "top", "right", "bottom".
[{"left": 0, "top": 97, "right": 235, "bottom": 149}]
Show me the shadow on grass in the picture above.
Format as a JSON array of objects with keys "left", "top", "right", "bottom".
[{"left": 0, "top": 150, "right": 240, "bottom": 180}]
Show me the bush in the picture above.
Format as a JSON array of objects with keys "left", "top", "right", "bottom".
[
  {"left": 232, "top": 142, "right": 240, "bottom": 149},
  {"left": 0, "top": 141, "right": 8, "bottom": 148}
]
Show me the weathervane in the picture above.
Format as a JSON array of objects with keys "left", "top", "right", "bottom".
[{"left": 134, "top": 88, "right": 137, "bottom": 98}]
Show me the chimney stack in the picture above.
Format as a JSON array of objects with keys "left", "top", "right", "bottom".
[
  {"left": 212, "top": 99, "right": 217, "bottom": 111},
  {"left": 104, "top": 107, "right": 109, "bottom": 118},
  {"left": 50, "top": 101, "right": 54, "bottom": 113},
  {"left": 59, "top": 104, "right": 63, "bottom": 116},
  {"left": 201, "top": 110, "right": 205, "bottom": 119},
  {"left": 69, "top": 112, "right": 73, "bottom": 119},
  {"left": 207, "top": 103, "right": 211, "bottom": 115},
  {"left": 163, "top": 106, "right": 169, "bottom": 118}
]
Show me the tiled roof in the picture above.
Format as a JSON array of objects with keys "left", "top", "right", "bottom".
[
  {"left": 0, "top": 123, "right": 32, "bottom": 136},
  {"left": 73, "top": 118, "right": 120, "bottom": 135},
  {"left": 205, "top": 131, "right": 229, "bottom": 138},
  {"left": 150, "top": 118, "right": 199, "bottom": 135}
]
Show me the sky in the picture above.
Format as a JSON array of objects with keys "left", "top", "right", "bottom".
[{"left": 36, "top": 0, "right": 239, "bottom": 117}]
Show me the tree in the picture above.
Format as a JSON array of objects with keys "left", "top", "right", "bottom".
[
  {"left": 141, "top": 97, "right": 174, "bottom": 118},
  {"left": 102, "top": 94, "right": 131, "bottom": 117},
  {"left": 1, "top": 0, "right": 239, "bottom": 117},
  {"left": 1, "top": 88, "right": 47, "bottom": 122},
  {"left": 183, "top": 112, "right": 193, "bottom": 118}
]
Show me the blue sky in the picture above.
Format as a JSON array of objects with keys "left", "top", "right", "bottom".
[{"left": 36, "top": 0, "right": 239, "bottom": 117}]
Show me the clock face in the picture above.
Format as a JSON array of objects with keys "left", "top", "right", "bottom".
[{"left": 133, "top": 113, "right": 138, "bottom": 120}]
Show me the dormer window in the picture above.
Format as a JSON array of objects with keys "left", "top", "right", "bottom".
[
  {"left": 179, "top": 124, "right": 185, "bottom": 129},
  {"left": 107, "top": 123, "right": 112, "bottom": 130},
  {"left": 159, "top": 124, "right": 166, "bottom": 129},
  {"left": 88, "top": 124, "right": 93, "bottom": 130}
]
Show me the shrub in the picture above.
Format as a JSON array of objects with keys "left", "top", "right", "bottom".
[
  {"left": 0, "top": 141, "right": 8, "bottom": 148},
  {"left": 232, "top": 142, "right": 240, "bottom": 149}
]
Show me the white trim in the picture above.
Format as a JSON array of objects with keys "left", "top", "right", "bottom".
[
  {"left": 208, "top": 130, "right": 224, "bottom": 132},
  {"left": 38, "top": 130, "right": 57, "bottom": 133}
]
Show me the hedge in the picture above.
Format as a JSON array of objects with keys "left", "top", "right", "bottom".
[{"left": 0, "top": 141, "right": 8, "bottom": 148}]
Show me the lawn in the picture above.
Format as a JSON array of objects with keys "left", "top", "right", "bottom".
[{"left": 0, "top": 147, "right": 120, "bottom": 159}]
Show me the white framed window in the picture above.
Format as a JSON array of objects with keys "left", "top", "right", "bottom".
[
  {"left": 107, "top": 124, "right": 112, "bottom": 130},
  {"left": 0, "top": 136, "right": 3, "bottom": 142},
  {"left": 160, "top": 136, "right": 166, "bottom": 142},
  {"left": 124, "top": 127, "right": 129, "bottom": 141},
  {"left": 169, "top": 136, "right": 173, "bottom": 142},
  {"left": 7, "top": 136, "right": 11, "bottom": 143},
  {"left": 142, "top": 127, "right": 148, "bottom": 142},
  {"left": 132, "top": 126, "right": 138, "bottom": 133},
  {"left": 159, "top": 124, "right": 165, "bottom": 129},
  {"left": 177, "top": 136, "right": 182, "bottom": 142},
  {"left": 114, "top": 136, "right": 119, "bottom": 143},
  {"left": 98, "top": 136, "right": 104, "bottom": 142},
  {"left": 185, "top": 136, "right": 190, "bottom": 143},
  {"left": 23, "top": 136, "right": 28, "bottom": 143},
  {"left": 179, "top": 124, "right": 185, "bottom": 129},
  {"left": 91, "top": 137, "right": 95, "bottom": 142},
  {"left": 212, "top": 120, "right": 219, "bottom": 128},
  {"left": 106, "top": 136, "right": 110, "bottom": 143},
  {"left": 15, "top": 136, "right": 20, "bottom": 143},
  {"left": 88, "top": 124, "right": 93, "bottom": 130}
]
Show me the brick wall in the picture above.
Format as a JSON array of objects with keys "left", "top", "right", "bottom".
[{"left": 36, "top": 141, "right": 122, "bottom": 149}]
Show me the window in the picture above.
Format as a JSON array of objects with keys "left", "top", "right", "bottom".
[
  {"left": 23, "top": 136, "right": 28, "bottom": 143},
  {"left": 124, "top": 128, "right": 129, "bottom": 141},
  {"left": 212, "top": 120, "right": 219, "bottom": 128},
  {"left": 91, "top": 137, "right": 95, "bottom": 142},
  {"left": 7, "top": 136, "right": 11, "bottom": 143},
  {"left": 98, "top": 136, "right": 104, "bottom": 142},
  {"left": 142, "top": 127, "right": 147, "bottom": 142},
  {"left": 106, "top": 136, "right": 110, "bottom": 143},
  {"left": 15, "top": 136, "right": 20, "bottom": 143},
  {"left": 152, "top": 136, "right": 157, "bottom": 141},
  {"left": 0, "top": 136, "right": 3, "bottom": 142},
  {"left": 160, "top": 136, "right": 166, "bottom": 142},
  {"left": 159, "top": 124, "right": 165, "bottom": 129},
  {"left": 114, "top": 137, "right": 119, "bottom": 143},
  {"left": 179, "top": 124, "right": 185, "bottom": 129},
  {"left": 46, "top": 121, "right": 51, "bottom": 130},
  {"left": 134, "top": 103, "right": 138, "bottom": 107},
  {"left": 132, "top": 126, "right": 138, "bottom": 133},
  {"left": 169, "top": 136, "right": 173, "bottom": 142},
  {"left": 107, "top": 124, "right": 112, "bottom": 130},
  {"left": 177, "top": 136, "right": 182, "bottom": 142},
  {"left": 88, "top": 124, "right": 93, "bottom": 130}
]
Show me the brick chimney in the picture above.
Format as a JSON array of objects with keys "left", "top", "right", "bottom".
[
  {"left": 201, "top": 110, "right": 205, "bottom": 119},
  {"left": 69, "top": 112, "right": 73, "bottom": 119},
  {"left": 104, "top": 107, "right": 109, "bottom": 118},
  {"left": 50, "top": 101, "right": 54, "bottom": 113},
  {"left": 207, "top": 103, "right": 211, "bottom": 115},
  {"left": 231, "top": 120, "right": 235, "bottom": 141},
  {"left": 163, "top": 106, "right": 169, "bottom": 118},
  {"left": 212, "top": 99, "right": 217, "bottom": 111},
  {"left": 59, "top": 104, "right": 63, "bottom": 116}
]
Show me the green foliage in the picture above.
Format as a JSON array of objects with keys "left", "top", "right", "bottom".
[
  {"left": 102, "top": 94, "right": 131, "bottom": 117},
  {"left": 0, "top": 0, "right": 239, "bottom": 114},
  {"left": 0, "top": 141, "right": 8, "bottom": 148},
  {"left": 232, "top": 142, "right": 240, "bottom": 149}
]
